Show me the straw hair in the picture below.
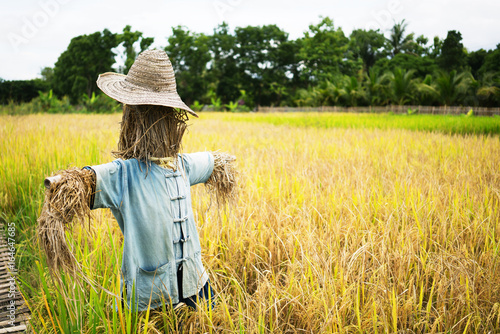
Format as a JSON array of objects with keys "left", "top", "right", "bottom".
[
  {"left": 97, "top": 49, "right": 198, "bottom": 117},
  {"left": 37, "top": 167, "right": 94, "bottom": 274},
  {"left": 113, "top": 104, "right": 189, "bottom": 166},
  {"left": 205, "top": 152, "right": 238, "bottom": 206}
]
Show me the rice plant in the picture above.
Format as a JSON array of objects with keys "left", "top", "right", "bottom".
[{"left": 1, "top": 112, "right": 499, "bottom": 333}]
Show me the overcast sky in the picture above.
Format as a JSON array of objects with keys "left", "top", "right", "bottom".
[{"left": 1, "top": 0, "right": 499, "bottom": 80}]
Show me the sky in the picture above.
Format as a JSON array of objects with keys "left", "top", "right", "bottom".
[{"left": 1, "top": 0, "right": 499, "bottom": 81}]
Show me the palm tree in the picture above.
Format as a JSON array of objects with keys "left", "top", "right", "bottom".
[
  {"left": 387, "top": 19, "right": 415, "bottom": 57},
  {"left": 295, "top": 84, "right": 332, "bottom": 107},
  {"left": 431, "top": 70, "right": 472, "bottom": 106},
  {"left": 417, "top": 74, "right": 438, "bottom": 106},
  {"left": 476, "top": 72, "right": 500, "bottom": 107},
  {"left": 384, "top": 68, "right": 419, "bottom": 105},
  {"left": 364, "top": 68, "right": 388, "bottom": 105},
  {"left": 340, "top": 76, "right": 366, "bottom": 107},
  {"left": 318, "top": 80, "right": 343, "bottom": 106},
  {"left": 294, "top": 88, "right": 320, "bottom": 107}
]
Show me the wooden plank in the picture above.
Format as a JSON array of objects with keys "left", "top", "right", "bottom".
[
  {"left": 0, "top": 295, "right": 22, "bottom": 304},
  {"left": 0, "top": 307, "right": 30, "bottom": 319},
  {"left": 0, "top": 313, "right": 30, "bottom": 327},
  {"left": 0, "top": 325, "right": 27, "bottom": 333},
  {"left": 0, "top": 300, "right": 26, "bottom": 309}
]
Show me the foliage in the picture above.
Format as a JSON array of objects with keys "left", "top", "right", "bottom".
[
  {"left": 364, "top": 67, "right": 388, "bottom": 105},
  {"left": 190, "top": 100, "right": 204, "bottom": 112},
  {"left": 224, "top": 100, "right": 239, "bottom": 112},
  {"left": 210, "top": 96, "right": 222, "bottom": 110},
  {"left": 38, "top": 89, "right": 59, "bottom": 112},
  {"left": 412, "top": 35, "right": 431, "bottom": 56},
  {"left": 0, "top": 79, "right": 49, "bottom": 104},
  {"left": 349, "top": 29, "right": 387, "bottom": 72},
  {"left": 429, "top": 36, "right": 443, "bottom": 59},
  {"left": 234, "top": 24, "right": 293, "bottom": 107},
  {"left": 468, "top": 49, "right": 488, "bottom": 78},
  {"left": 407, "top": 107, "right": 418, "bottom": 115},
  {"left": 384, "top": 68, "right": 419, "bottom": 105},
  {"left": 53, "top": 29, "right": 119, "bottom": 103},
  {"left": 0, "top": 91, "right": 120, "bottom": 115},
  {"left": 165, "top": 26, "right": 211, "bottom": 106},
  {"left": 40, "top": 67, "right": 54, "bottom": 85},
  {"left": 298, "top": 17, "right": 351, "bottom": 82},
  {"left": 429, "top": 70, "right": 472, "bottom": 106},
  {"left": 207, "top": 23, "right": 241, "bottom": 105},
  {"left": 373, "top": 53, "right": 439, "bottom": 78},
  {"left": 81, "top": 91, "right": 121, "bottom": 113},
  {"left": 438, "top": 30, "right": 467, "bottom": 72},
  {"left": 475, "top": 72, "right": 500, "bottom": 107},
  {"left": 480, "top": 44, "right": 500, "bottom": 74},
  {"left": 3, "top": 19, "right": 500, "bottom": 110},
  {"left": 117, "top": 25, "right": 154, "bottom": 74},
  {"left": 386, "top": 19, "right": 415, "bottom": 57}
]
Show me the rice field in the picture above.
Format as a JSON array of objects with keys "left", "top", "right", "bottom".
[{"left": 1, "top": 112, "right": 500, "bottom": 333}]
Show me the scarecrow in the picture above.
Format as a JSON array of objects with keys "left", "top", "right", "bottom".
[{"left": 37, "top": 50, "right": 237, "bottom": 311}]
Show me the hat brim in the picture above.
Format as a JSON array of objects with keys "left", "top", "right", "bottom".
[{"left": 97, "top": 72, "right": 199, "bottom": 118}]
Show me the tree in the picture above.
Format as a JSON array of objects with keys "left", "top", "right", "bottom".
[
  {"left": 438, "top": 30, "right": 466, "bottom": 71},
  {"left": 475, "top": 72, "right": 500, "bottom": 107},
  {"left": 0, "top": 79, "right": 49, "bottom": 104},
  {"left": 298, "top": 17, "right": 351, "bottom": 82},
  {"left": 384, "top": 68, "right": 419, "bottom": 105},
  {"left": 413, "top": 35, "right": 430, "bottom": 56},
  {"left": 117, "top": 25, "right": 154, "bottom": 74},
  {"left": 208, "top": 23, "right": 241, "bottom": 105},
  {"left": 430, "top": 70, "right": 472, "bottom": 106},
  {"left": 340, "top": 75, "right": 366, "bottom": 107},
  {"left": 165, "top": 26, "right": 212, "bottom": 105},
  {"left": 387, "top": 19, "right": 415, "bottom": 57},
  {"left": 275, "top": 39, "right": 303, "bottom": 104},
  {"left": 429, "top": 36, "right": 443, "bottom": 59},
  {"left": 349, "top": 29, "right": 387, "bottom": 72},
  {"left": 468, "top": 49, "right": 488, "bottom": 78},
  {"left": 40, "top": 67, "right": 54, "bottom": 84},
  {"left": 479, "top": 44, "right": 500, "bottom": 75},
  {"left": 418, "top": 74, "right": 438, "bottom": 106},
  {"left": 364, "top": 67, "right": 388, "bottom": 105},
  {"left": 373, "top": 53, "right": 438, "bottom": 78},
  {"left": 234, "top": 24, "right": 292, "bottom": 106},
  {"left": 53, "top": 29, "right": 119, "bottom": 102},
  {"left": 294, "top": 80, "right": 342, "bottom": 107}
]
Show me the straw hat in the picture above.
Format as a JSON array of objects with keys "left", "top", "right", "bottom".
[{"left": 96, "top": 49, "right": 198, "bottom": 117}]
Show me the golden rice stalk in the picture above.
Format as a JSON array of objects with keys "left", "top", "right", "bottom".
[
  {"left": 37, "top": 167, "right": 95, "bottom": 274},
  {"left": 205, "top": 152, "right": 238, "bottom": 207}
]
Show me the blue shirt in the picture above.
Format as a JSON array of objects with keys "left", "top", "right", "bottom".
[{"left": 86, "top": 152, "right": 214, "bottom": 311}]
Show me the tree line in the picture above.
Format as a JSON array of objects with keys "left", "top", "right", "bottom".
[{"left": 1, "top": 18, "right": 499, "bottom": 109}]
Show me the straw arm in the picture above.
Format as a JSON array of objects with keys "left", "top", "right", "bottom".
[
  {"left": 205, "top": 152, "right": 238, "bottom": 206},
  {"left": 37, "top": 167, "right": 96, "bottom": 273}
]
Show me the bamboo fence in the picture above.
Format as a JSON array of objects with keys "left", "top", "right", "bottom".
[{"left": 256, "top": 105, "right": 500, "bottom": 116}]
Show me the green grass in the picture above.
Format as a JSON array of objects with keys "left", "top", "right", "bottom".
[{"left": 219, "top": 112, "right": 500, "bottom": 136}]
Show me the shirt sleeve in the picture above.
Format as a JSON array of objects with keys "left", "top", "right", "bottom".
[
  {"left": 182, "top": 152, "right": 214, "bottom": 186},
  {"left": 83, "top": 160, "right": 125, "bottom": 209}
]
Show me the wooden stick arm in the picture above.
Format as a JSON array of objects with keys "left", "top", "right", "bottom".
[
  {"left": 38, "top": 168, "right": 95, "bottom": 274},
  {"left": 44, "top": 175, "right": 62, "bottom": 189}
]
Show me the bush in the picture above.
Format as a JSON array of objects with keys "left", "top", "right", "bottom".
[
  {"left": 0, "top": 79, "right": 50, "bottom": 104},
  {"left": 81, "top": 92, "right": 121, "bottom": 113}
]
